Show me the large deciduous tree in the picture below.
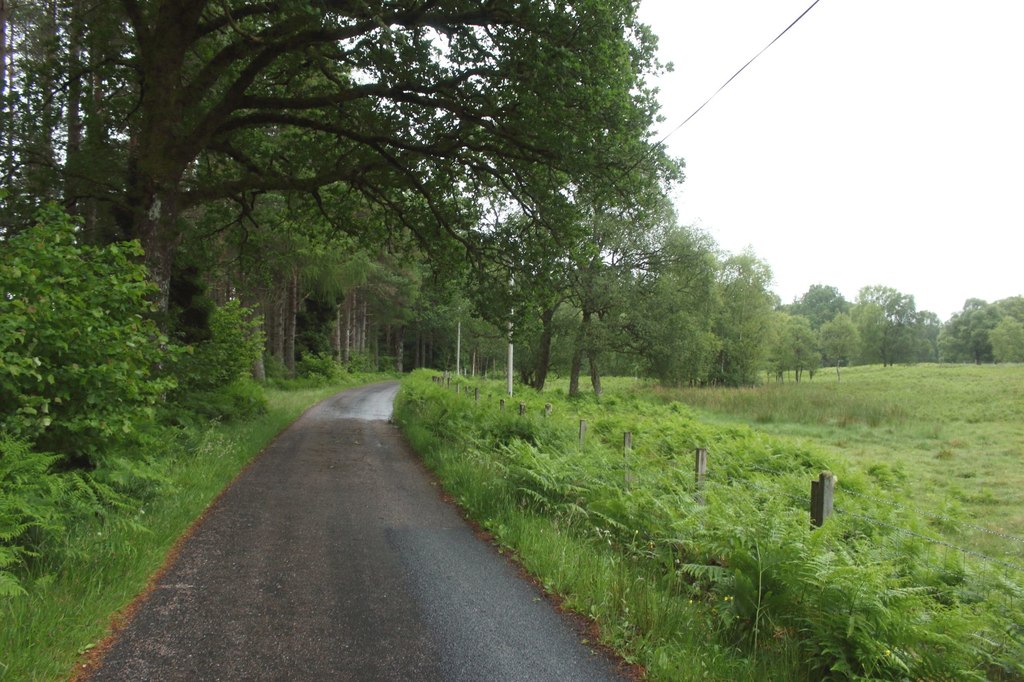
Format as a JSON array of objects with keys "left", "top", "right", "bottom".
[
  {"left": 3, "top": 0, "right": 667, "bottom": 312},
  {"left": 819, "top": 313, "right": 859, "bottom": 380},
  {"left": 710, "top": 252, "right": 776, "bottom": 385},
  {"left": 787, "top": 284, "right": 850, "bottom": 329},
  {"left": 852, "top": 285, "right": 918, "bottom": 367}
]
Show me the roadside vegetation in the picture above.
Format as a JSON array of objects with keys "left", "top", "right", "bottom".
[
  {"left": 396, "top": 369, "right": 1024, "bottom": 681},
  {"left": 0, "top": 380, "right": 383, "bottom": 681},
  {"left": 0, "top": 203, "right": 393, "bottom": 680}
]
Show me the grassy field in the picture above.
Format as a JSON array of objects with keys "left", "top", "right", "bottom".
[
  {"left": 0, "top": 377, "right": 383, "bottom": 681},
  {"left": 652, "top": 364, "right": 1024, "bottom": 562},
  {"left": 397, "top": 367, "right": 1024, "bottom": 680}
]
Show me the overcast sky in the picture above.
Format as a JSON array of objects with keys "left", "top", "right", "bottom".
[{"left": 636, "top": 0, "right": 1024, "bottom": 321}]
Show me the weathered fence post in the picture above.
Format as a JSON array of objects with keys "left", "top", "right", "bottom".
[
  {"left": 499, "top": 399, "right": 505, "bottom": 412},
  {"left": 578, "top": 420, "right": 587, "bottom": 450},
  {"left": 544, "top": 403, "right": 552, "bottom": 418},
  {"left": 518, "top": 402, "right": 526, "bottom": 416},
  {"left": 810, "top": 472, "right": 836, "bottom": 528},
  {"left": 474, "top": 388, "right": 479, "bottom": 402},
  {"left": 694, "top": 447, "right": 708, "bottom": 504}
]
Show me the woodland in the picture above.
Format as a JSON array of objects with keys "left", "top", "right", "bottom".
[{"left": 3, "top": 3, "right": 1024, "bottom": 679}]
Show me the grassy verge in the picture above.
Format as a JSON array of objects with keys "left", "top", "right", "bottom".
[
  {"left": 396, "top": 370, "right": 1024, "bottom": 681},
  {"left": 0, "top": 376, "right": 385, "bottom": 681}
]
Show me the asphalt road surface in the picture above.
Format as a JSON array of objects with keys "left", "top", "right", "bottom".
[{"left": 88, "top": 382, "right": 631, "bottom": 681}]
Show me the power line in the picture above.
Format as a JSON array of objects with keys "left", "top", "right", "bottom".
[{"left": 656, "top": 0, "right": 825, "bottom": 146}]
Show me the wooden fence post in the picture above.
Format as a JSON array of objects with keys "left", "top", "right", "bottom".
[
  {"left": 519, "top": 402, "right": 526, "bottom": 416},
  {"left": 475, "top": 388, "right": 479, "bottom": 402},
  {"left": 544, "top": 403, "right": 552, "bottom": 418},
  {"left": 578, "top": 420, "right": 587, "bottom": 450},
  {"left": 694, "top": 447, "right": 708, "bottom": 504},
  {"left": 810, "top": 472, "right": 835, "bottom": 528},
  {"left": 499, "top": 399, "right": 505, "bottom": 412}
]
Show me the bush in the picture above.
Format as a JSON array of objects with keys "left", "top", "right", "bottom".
[
  {"left": 173, "top": 299, "right": 263, "bottom": 393},
  {"left": 173, "top": 378, "right": 268, "bottom": 424},
  {"left": 0, "top": 205, "right": 174, "bottom": 464},
  {"left": 296, "top": 352, "right": 344, "bottom": 383}
]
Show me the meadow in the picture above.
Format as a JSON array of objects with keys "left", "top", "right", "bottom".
[
  {"left": 396, "top": 366, "right": 1024, "bottom": 681},
  {"left": 656, "top": 364, "right": 1024, "bottom": 562}
]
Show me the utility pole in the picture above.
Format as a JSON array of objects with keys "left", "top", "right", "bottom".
[{"left": 507, "top": 276, "right": 514, "bottom": 396}]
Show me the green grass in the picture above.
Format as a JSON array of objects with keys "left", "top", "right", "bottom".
[
  {"left": 397, "top": 369, "right": 1024, "bottom": 681},
  {"left": 0, "top": 377, "right": 384, "bottom": 681},
  {"left": 653, "top": 364, "right": 1024, "bottom": 561}
]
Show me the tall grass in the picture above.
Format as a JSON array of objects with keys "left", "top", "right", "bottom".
[
  {"left": 397, "top": 370, "right": 1024, "bottom": 681},
  {"left": 0, "top": 378, "right": 381, "bottom": 681},
  {"left": 656, "top": 364, "right": 1024, "bottom": 427}
]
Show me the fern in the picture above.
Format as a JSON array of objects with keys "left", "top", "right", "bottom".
[{"left": 0, "top": 435, "right": 67, "bottom": 594}]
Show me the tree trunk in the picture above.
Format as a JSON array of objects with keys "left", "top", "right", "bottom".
[
  {"left": 272, "top": 294, "right": 285, "bottom": 362},
  {"left": 343, "top": 293, "right": 352, "bottom": 364},
  {"left": 64, "top": 3, "right": 84, "bottom": 214},
  {"left": 359, "top": 295, "right": 368, "bottom": 353},
  {"left": 531, "top": 305, "right": 556, "bottom": 390},
  {"left": 568, "top": 348, "right": 583, "bottom": 397},
  {"left": 332, "top": 303, "right": 342, "bottom": 361},
  {"left": 284, "top": 268, "right": 298, "bottom": 377},
  {"left": 0, "top": 0, "right": 9, "bottom": 188},
  {"left": 394, "top": 325, "right": 404, "bottom": 372},
  {"left": 588, "top": 350, "right": 603, "bottom": 396},
  {"left": 0, "top": 0, "right": 7, "bottom": 106},
  {"left": 568, "top": 309, "right": 591, "bottom": 397}
]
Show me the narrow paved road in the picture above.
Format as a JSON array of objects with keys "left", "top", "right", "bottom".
[{"left": 89, "top": 383, "right": 631, "bottom": 681}]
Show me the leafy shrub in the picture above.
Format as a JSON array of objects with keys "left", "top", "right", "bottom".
[
  {"left": 296, "top": 352, "right": 344, "bottom": 383},
  {"left": 173, "top": 378, "right": 268, "bottom": 424},
  {"left": 168, "top": 299, "right": 266, "bottom": 423},
  {"left": 173, "top": 299, "right": 263, "bottom": 393},
  {"left": 0, "top": 205, "right": 174, "bottom": 464}
]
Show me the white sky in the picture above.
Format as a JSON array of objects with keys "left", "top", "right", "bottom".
[{"left": 637, "top": 0, "right": 1024, "bottom": 321}]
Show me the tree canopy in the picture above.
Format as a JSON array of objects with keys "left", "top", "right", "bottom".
[{"left": 1, "top": 0, "right": 672, "bottom": 306}]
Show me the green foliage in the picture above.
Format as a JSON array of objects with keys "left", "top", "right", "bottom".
[
  {"left": 787, "top": 284, "right": 851, "bottom": 329},
  {"left": 173, "top": 378, "right": 269, "bottom": 424},
  {"left": 852, "top": 285, "right": 920, "bottom": 367},
  {"left": 711, "top": 252, "right": 777, "bottom": 386},
  {"left": 990, "top": 316, "right": 1024, "bottom": 363},
  {"left": 296, "top": 352, "right": 345, "bottom": 382},
  {"left": 819, "top": 313, "right": 860, "bottom": 377},
  {"left": 167, "top": 299, "right": 266, "bottom": 423},
  {"left": 397, "top": 371, "right": 1024, "bottom": 680},
  {"left": 0, "top": 205, "right": 174, "bottom": 463},
  {"left": 0, "top": 435, "right": 62, "bottom": 596},
  {"left": 174, "top": 299, "right": 263, "bottom": 393}
]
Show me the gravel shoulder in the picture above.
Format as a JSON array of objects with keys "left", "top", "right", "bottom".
[{"left": 86, "top": 382, "right": 631, "bottom": 681}]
